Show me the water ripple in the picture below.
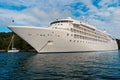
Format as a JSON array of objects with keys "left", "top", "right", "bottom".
[{"left": 0, "top": 51, "right": 120, "bottom": 80}]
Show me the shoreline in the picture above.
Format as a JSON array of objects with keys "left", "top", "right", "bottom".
[{"left": 0, "top": 50, "right": 36, "bottom": 52}]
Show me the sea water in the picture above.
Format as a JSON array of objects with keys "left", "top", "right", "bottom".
[{"left": 0, "top": 51, "right": 120, "bottom": 80}]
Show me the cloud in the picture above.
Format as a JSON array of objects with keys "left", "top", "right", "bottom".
[
  {"left": 98, "top": 0, "right": 120, "bottom": 7},
  {"left": 0, "top": 2, "right": 27, "bottom": 11},
  {"left": 0, "top": 0, "right": 120, "bottom": 38}
]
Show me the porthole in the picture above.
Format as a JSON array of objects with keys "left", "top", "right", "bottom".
[
  {"left": 58, "top": 35, "right": 60, "bottom": 37},
  {"left": 67, "top": 33, "right": 69, "bottom": 36},
  {"left": 28, "top": 34, "right": 32, "bottom": 36}
]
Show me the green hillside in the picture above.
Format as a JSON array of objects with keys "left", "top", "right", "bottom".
[
  {"left": 116, "top": 39, "right": 120, "bottom": 49},
  {"left": 0, "top": 32, "right": 35, "bottom": 52}
]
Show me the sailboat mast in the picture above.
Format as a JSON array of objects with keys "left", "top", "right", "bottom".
[
  {"left": 12, "top": 34, "right": 14, "bottom": 49},
  {"left": 7, "top": 34, "right": 14, "bottom": 50},
  {"left": 7, "top": 34, "right": 19, "bottom": 52}
]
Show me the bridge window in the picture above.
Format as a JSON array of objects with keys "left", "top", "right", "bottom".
[{"left": 67, "top": 33, "right": 69, "bottom": 36}]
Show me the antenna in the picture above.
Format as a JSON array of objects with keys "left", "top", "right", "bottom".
[
  {"left": 82, "top": 16, "right": 86, "bottom": 23},
  {"left": 67, "top": 17, "right": 72, "bottom": 19},
  {"left": 103, "top": 29, "right": 106, "bottom": 33},
  {"left": 10, "top": 17, "right": 15, "bottom": 25},
  {"left": 12, "top": 20, "right": 14, "bottom": 23}
]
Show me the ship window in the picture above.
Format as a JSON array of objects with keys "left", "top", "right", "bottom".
[
  {"left": 58, "top": 35, "right": 60, "bottom": 37},
  {"left": 28, "top": 34, "right": 32, "bottom": 36},
  {"left": 71, "top": 28, "right": 74, "bottom": 32},
  {"left": 74, "top": 34, "right": 77, "bottom": 38},
  {"left": 67, "top": 33, "right": 69, "bottom": 36},
  {"left": 74, "top": 40, "right": 75, "bottom": 42}
]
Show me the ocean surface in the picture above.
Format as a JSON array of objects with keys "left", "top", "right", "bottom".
[{"left": 0, "top": 50, "right": 120, "bottom": 80}]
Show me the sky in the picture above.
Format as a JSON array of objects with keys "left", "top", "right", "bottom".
[{"left": 0, "top": 0, "right": 120, "bottom": 38}]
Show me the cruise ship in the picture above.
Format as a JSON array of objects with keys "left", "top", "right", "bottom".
[{"left": 8, "top": 17, "right": 118, "bottom": 53}]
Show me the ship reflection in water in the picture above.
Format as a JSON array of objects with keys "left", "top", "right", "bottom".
[{"left": 0, "top": 51, "right": 120, "bottom": 80}]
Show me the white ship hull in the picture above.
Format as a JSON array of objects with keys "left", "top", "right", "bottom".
[{"left": 8, "top": 26, "right": 118, "bottom": 53}]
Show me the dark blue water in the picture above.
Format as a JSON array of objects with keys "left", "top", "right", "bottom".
[{"left": 0, "top": 51, "right": 120, "bottom": 80}]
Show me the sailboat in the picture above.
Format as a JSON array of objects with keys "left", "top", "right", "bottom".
[{"left": 7, "top": 34, "right": 19, "bottom": 52}]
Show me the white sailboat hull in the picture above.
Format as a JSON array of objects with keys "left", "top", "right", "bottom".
[{"left": 8, "top": 49, "right": 19, "bottom": 52}]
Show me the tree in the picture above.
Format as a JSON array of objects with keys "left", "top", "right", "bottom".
[{"left": 0, "top": 32, "right": 35, "bottom": 51}]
